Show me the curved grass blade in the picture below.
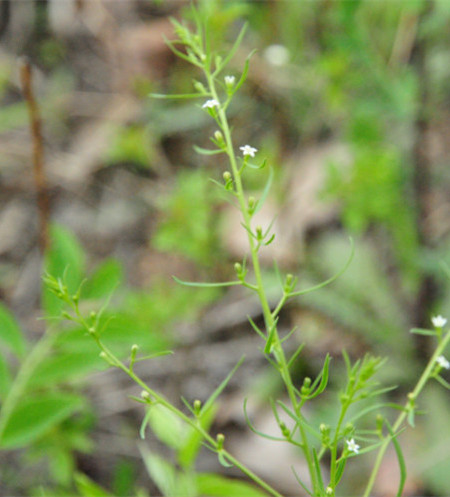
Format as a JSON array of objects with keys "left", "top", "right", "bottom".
[
  {"left": 253, "top": 167, "right": 273, "bottom": 215},
  {"left": 201, "top": 356, "right": 245, "bottom": 416},
  {"left": 193, "top": 145, "right": 224, "bottom": 156},
  {"left": 304, "top": 354, "right": 330, "bottom": 399},
  {"left": 384, "top": 420, "right": 406, "bottom": 497},
  {"left": 213, "top": 23, "right": 248, "bottom": 77},
  {"left": 289, "top": 238, "right": 354, "bottom": 297},
  {"left": 434, "top": 375, "right": 450, "bottom": 390},
  {"left": 291, "top": 466, "right": 313, "bottom": 496},
  {"left": 234, "top": 49, "right": 257, "bottom": 93},
  {"left": 247, "top": 315, "right": 266, "bottom": 340},
  {"left": 243, "top": 399, "right": 286, "bottom": 442}
]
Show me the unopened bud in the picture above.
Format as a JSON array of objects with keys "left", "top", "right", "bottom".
[
  {"left": 193, "top": 81, "right": 206, "bottom": 93},
  {"left": 193, "top": 399, "right": 202, "bottom": 413},
  {"left": 216, "top": 433, "right": 225, "bottom": 449},
  {"left": 234, "top": 262, "right": 242, "bottom": 274},
  {"left": 141, "top": 391, "right": 151, "bottom": 401}
]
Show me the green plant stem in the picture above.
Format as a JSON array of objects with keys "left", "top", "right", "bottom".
[
  {"left": 362, "top": 329, "right": 450, "bottom": 497},
  {"left": 70, "top": 299, "right": 282, "bottom": 497},
  {"left": 204, "top": 70, "right": 320, "bottom": 495},
  {"left": 0, "top": 328, "right": 57, "bottom": 444},
  {"left": 93, "top": 336, "right": 283, "bottom": 497}
]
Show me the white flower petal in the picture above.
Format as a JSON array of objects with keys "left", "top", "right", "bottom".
[
  {"left": 202, "top": 99, "right": 219, "bottom": 109},
  {"left": 431, "top": 315, "right": 447, "bottom": 328},
  {"left": 437, "top": 355, "right": 450, "bottom": 370},
  {"left": 239, "top": 145, "right": 258, "bottom": 158},
  {"left": 346, "top": 438, "right": 360, "bottom": 454}
]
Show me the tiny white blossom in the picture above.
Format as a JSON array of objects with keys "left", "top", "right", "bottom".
[
  {"left": 202, "top": 99, "right": 219, "bottom": 109},
  {"left": 346, "top": 438, "right": 360, "bottom": 454},
  {"left": 224, "top": 75, "right": 236, "bottom": 86},
  {"left": 240, "top": 145, "right": 258, "bottom": 158},
  {"left": 432, "top": 315, "right": 447, "bottom": 328},
  {"left": 436, "top": 355, "right": 450, "bottom": 370}
]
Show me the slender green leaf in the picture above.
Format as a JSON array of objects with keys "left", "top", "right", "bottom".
[
  {"left": 247, "top": 315, "right": 266, "bottom": 340},
  {"left": 243, "top": 399, "right": 286, "bottom": 442},
  {"left": 253, "top": 167, "right": 273, "bottom": 216},
  {"left": 173, "top": 276, "right": 241, "bottom": 288},
  {"left": 305, "top": 354, "right": 330, "bottom": 399},
  {"left": 263, "top": 317, "right": 279, "bottom": 354},
  {"left": 434, "top": 375, "right": 450, "bottom": 390},
  {"left": 291, "top": 466, "right": 313, "bottom": 496},
  {"left": 139, "top": 408, "right": 152, "bottom": 440},
  {"left": 335, "top": 457, "right": 347, "bottom": 486},
  {"left": 385, "top": 421, "right": 406, "bottom": 497},
  {"left": 213, "top": 23, "right": 248, "bottom": 76},
  {"left": 196, "top": 473, "right": 268, "bottom": 497},
  {"left": 312, "top": 449, "right": 325, "bottom": 494},
  {"left": 217, "top": 451, "right": 233, "bottom": 468},
  {"left": 410, "top": 328, "right": 437, "bottom": 336},
  {"left": 193, "top": 145, "right": 224, "bottom": 156},
  {"left": 234, "top": 49, "right": 257, "bottom": 93},
  {"left": 289, "top": 238, "right": 354, "bottom": 297},
  {"left": 0, "top": 393, "right": 83, "bottom": 449},
  {"left": 0, "top": 303, "right": 26, "bottom": 358},
  {"left": 201, "top": 356, "right": 245, "bottom": 415},
  {"left": 75, "top": 473, "right": 114, "bottom": 497},
  {"left": 287, "top": 343, "right": 305, "bottom": 369}
]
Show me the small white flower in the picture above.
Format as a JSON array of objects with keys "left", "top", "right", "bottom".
[
  {"left": 202, "top": 99, "right": 219, "bottom": 109},
  {"left": 432, "top": 315, "right": 447, "bottom": 328},
  {"left": 436, "top": 355, "right": 450, "bottom": 370},
  {"left": 346, "top": 438, "right": 360, "bottom": 454},
  {"left": 240, "top": 145, "right": 258, "bottom": 158},
  {"left": 263, "top": 44, "right": 290, "bottom": 66},
  {"left": 224, "top": 75, "right": 235, "bottom": 86}
]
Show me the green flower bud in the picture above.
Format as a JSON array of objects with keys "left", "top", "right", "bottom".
[
  {"left": 216, "top": 433, "right": 225, "bottom": 449},
  {"left": 193, "top": 81, "right": 207, "bottom": 93},
  {"left": 141, "top": 391, "right": 151, "bottom": 401},
  {"left": 214, "top": 130, "right": 224, "bottom": 143},
  {"left": 234, "top": 262, "right": 242, "bottom": 274},
  {"left": 193, "top": 399, "right": 202, "bottom": 413}
]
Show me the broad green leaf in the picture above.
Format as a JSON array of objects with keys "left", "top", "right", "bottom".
[
  {"left": 147, "top": 404, "right": 184, "bottom": 450},
  {"left": 74, "top": 472, "right": 114, "bottom": 497},
  {"left": 196, "top": 473, "right": 268, "bottom": 497},
  {"left": 82, "top": 259, "right": 123, "bottom": 299},
  {"left": 0, "top": 352, "right": 12, "bottom": 398},
  {"left": 27, "top": 352, "right": 103, "bottom": 388},
  {"left": 140, "top": 448, "right": 175, "bottom": 496},
  {"left": 0, "top": 392, "right": 83, "bottom": 449},
  {"left": 42, "top": 224, "right": 86, "bottom": 316},
  {"left": 178, "top": 404, "right": 217, "bottom": 470},
  {"left": 0, "top": 303, "right": 26, "bottom": 357}
]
